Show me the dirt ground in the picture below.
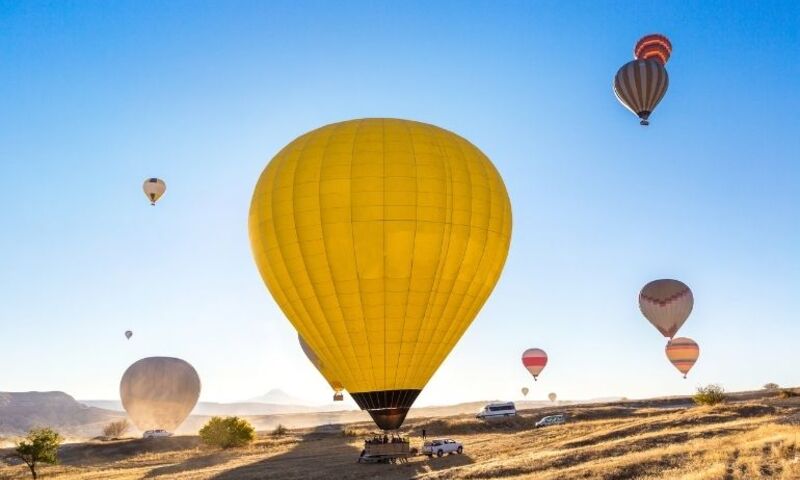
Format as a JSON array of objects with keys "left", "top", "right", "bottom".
[{"left": 2, "top": 392, "right": 800, "bottom": 479}]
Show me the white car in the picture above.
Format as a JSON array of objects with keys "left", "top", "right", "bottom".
[
  {"left": 535, "top": 414, "right": 566, "bottom": 428},
  {"left": 143, "top": 429, "right": 173, "bottom": 438},
  {"left": 422, "top": 438, "right": 463, "bottom": 458}
]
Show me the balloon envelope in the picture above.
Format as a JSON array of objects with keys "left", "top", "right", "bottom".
[
  {"left": 125, "top": 330, "right": 133, "bottom": 340},
  {"left": 521, "top": 387, "right": 529, "bottom": 397},
  {"left": 143, "top": 178, "right": 166, "bottom": 205},
  {"left": 634, "top": 34, "right": 672, "bottom": 65},
  {"left": 639, "top": 279, "right": 694, "bottom": 338},
  {"left": 665, "top": 337, "right": 700, "bottom": 378},
  {"left": 120, "top": 357, "right": 200, "bottom": 432},
  {"left": 613, "top": 59, "right": 669, "bottom": 126},
  {"left": 522, "top": 348, "right": 548, "bottom": 380},
  {"left": 548, "top": 392, "right": 557, "bottom": 402},
  {"left": 249, "top": 119, "right": 512, "bottom": 430}
]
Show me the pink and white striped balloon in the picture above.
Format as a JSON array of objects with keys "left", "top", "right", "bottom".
[{"left": 522, "top": 348, "right": 548, "bottom": 381}]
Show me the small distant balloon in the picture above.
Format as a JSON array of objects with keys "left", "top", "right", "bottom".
[
  {"left": 125, "top": 330, "right": 133, "bottom": 340},
  {"left": 548, "top": 392, "right": 557, "bottom": 403},
  {"left": 521, "top": 387, "right": 529, "bottom": 397},
  {"left": 634, "top": 34, "right": 672, "bottom": 65},
  {"left": 522, "top": 348, "right": 548, "bottom": 381},
  {"left": 143, "top": 178, "right": 166, "bottom": 206},
  {"left": 665, "top": 337, "right": 700, "bottom": 379}
]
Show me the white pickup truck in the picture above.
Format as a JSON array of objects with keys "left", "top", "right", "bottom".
[{"left": 422, "top": 438, "right": 463, "bottom": 458}]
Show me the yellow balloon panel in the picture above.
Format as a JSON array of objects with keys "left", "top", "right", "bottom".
[{"left": 249, "top": 118, "right": 512, "bottom": 396}]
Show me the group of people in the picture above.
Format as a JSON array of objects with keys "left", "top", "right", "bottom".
[{"left": 366, "top": 433, "right": 410, "bottom": 445}]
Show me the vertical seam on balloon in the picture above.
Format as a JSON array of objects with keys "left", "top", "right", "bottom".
[
  {"left": 414, "top": 132, "right": 475, "bottom": 384},
  {"left": 312, "top": 122, "right": 360, "bottom": 388},
  {"left": 349, "top": 119, "right": 376, "bottom": 392},
  {"left": 427, "top": 139, "right": 495, "bottom": 374},
  {"left": 401, "top": 125, "right": 454, "bottom": 388},
  {"left": 632, "top": 61, "right": 644, "bottom": 114},
  {"left": 392, "top": 120, "right": 419, "bottom": 390},
  {"left": 382, "top": 118, "right": 387, "bottom": 391}
]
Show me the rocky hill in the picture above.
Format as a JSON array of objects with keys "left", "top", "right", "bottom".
[{"left": 0, "top": 391, "right": 122, "bottom": 438}]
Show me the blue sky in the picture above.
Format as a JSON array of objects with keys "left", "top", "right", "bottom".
[{"left": 0, "top": 1, "right": 798, "bottom": 406}]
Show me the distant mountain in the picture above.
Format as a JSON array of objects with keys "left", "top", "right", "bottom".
[
  {"left": 0, "top": 392, "right": 122, "bottom": 438},
  {"left": 247, "top": 389, "right": 307, "bottom": 405}
]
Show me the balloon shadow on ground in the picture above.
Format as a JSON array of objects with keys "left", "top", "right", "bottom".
[{"left": 209, "top": 425, "right": 474, "bottom": 480}]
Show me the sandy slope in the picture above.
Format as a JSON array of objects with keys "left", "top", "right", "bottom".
[{"left": 2, "top": 391, "right": 800, "bottom": 479}]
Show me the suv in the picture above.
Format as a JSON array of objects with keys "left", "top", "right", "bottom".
[
  {"left": 422, "top": 439, "right": 463, "bottom": 458},
  {"left": 143, "top": 429, "right": 173, "bottom": 438},
  {"left": 535, "top": 414, "right": 565, "bottom": 428}
]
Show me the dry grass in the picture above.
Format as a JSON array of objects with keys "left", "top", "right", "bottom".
[{"left": 2, "top": 393, "right": 800, "bottom": 479}]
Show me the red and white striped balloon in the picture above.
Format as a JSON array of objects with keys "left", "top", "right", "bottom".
[
  {"left": 665, "top": 337, "right": 700, "bottom": 378},
  {"left": 521, "top": 348, "right": 548, "bottom": 381}
]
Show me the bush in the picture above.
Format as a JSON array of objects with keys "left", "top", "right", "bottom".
[
  {"left": 779, "top": 389, "right": 799, "bottom": 399},
  {"left": 199, "top": 416, "right": 255, "bottom": 449},
  {"left": 693, "top": 384, "right": 726, "bottom": 406},
  {"left": 102, "top": 420, "right": 130, "bottom": 439},
  {"left": 764, "top": 383, "right": 780, "bottom": 391},
  {"left": 271, "top": 424, "right": 288, "bottom": 436},
  {"left": 13, "top": 427, "right": 63, "bottom": 479}
]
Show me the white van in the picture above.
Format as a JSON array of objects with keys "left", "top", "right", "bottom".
[{"left": 476, "top": 401, "right": 516, "bottom": 419}]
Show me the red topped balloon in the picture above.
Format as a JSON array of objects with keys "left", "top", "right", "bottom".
[{"left": 634, "top": 34, "right": 672, "bottom": 65}]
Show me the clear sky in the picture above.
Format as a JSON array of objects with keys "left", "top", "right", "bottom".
[{"left": 1, "top": 1, "right": 798, "bottom": 407}]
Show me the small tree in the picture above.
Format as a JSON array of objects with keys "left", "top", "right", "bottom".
[
  {"left": 102, "top": 419, "right": 130, "bottom": 439},
  {"left": 271, "top": 424, "right": 288, "bottom": 436},
  {"left": 13, "top": 427, "right": 63, "bottom": 479},
  {"left": 199, "top": 416, "right": 255, "bottom": 449},
  {"left": 764, "top": 383, "right": 780, "bottom": 391},
  {"left": 693, "top": 384, "right": 726, "bottom": 406}
]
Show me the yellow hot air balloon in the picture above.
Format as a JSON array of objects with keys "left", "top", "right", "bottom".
[
  {"left": 298, "top": 333, "right": 345, "bottom": 401},
  {"left": 665, "top": 337, "right": 700, "bottom": 378},
  {"left": 548, "top": 392, "right": 557, "bottom": 403},
  {"left": 521, "top": 387, "right": 529, "bottom": 397},
  {"left": 143, "top": 178, "right": 166, "bottom": 206},
  {"left": 250, "top": 118, "right": 512, "bottom": 430}
]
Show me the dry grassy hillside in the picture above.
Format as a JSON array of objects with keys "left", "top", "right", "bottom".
[{"left": 2, "top": 390, "right": 800, "bottom": 479}]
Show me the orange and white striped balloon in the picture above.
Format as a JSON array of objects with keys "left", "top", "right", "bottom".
[
  {"left": 522, "top": 348, "right": 548, "bottom": 381},
  {"left": 665, "top": 337, "right": 699, "bottom": 378},
  {"left": 639, "top": 279, "right": 693, "bottom": 338},
  {"left": 634, "top": 34, "right": 672, "bottom": 65}
]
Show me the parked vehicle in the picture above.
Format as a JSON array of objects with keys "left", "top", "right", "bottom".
[
  {"left": 476, "top": 401, "right": 516, "bottom": 419},
  {"left": 422, "top": 439, "right": 463, "bottom": 458},
  {"left": 535, "top": 414, "right": 566, "bottom": 428},
  {"left": 143, "top": 429, "right": 172, "bottom": 438}
]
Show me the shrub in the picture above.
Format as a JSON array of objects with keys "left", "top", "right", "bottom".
[
  {"left": 199, "top": 416, "right": 255, "bottom": 449},
  {"left": 693, "top": 384, "right": 726, "bottom": 406},
  {"left": 763, "top": 383, "right": 780, "bottom": 391},
  {"left": 271, "top": 424, "right": 288, "bottom": 436},
  {"left": 342, "top": 428, "right": 360, "bottom": 437},
  {"left": 102, "top": 420, "right": 130, "bottom": 439},
  {"left": 13, "top": 427, "right": 63, "bottom": 479},
  {"left": 778, "top": 389, "right": 799, "bottom": 399}
]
